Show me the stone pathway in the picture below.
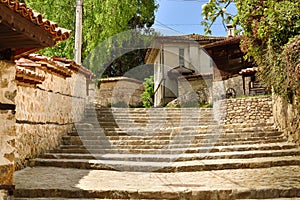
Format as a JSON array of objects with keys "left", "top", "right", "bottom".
[
  {"left": 13, "top": 108, "right": 300, "bottom": 199},
  {"left": 14, "top": 165, "right": 300, "bottom": 199}
]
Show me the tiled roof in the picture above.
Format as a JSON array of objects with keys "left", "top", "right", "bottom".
[
  {"left": 0, "top": 0, "right": 71, "bottom": 42},
  {"left": 28, "top": 54, "right": 93, "bottom": 78},
  {"left": 15, "top": 58, "right": 46, "bottom": 87},
  {"left": 52, "top": 56, "right": 94, "bottom": 78},
  {"left": 15, "top": 54, "right": 93, "bottom": 87},
  {"left": 145, "top": 34, "right": 225, "bottom": 64},
  {"left": 203, "top": 36, "right": 242, "bottom": 49},
  {"left": 27, "top": 54, "right": 73, "bottom": 78},
  {"left": 156, "top": 34, "right": 225, "bottom": 42},
  {"left": 239, "top": 67, "right": 258, "bottom": 76}
]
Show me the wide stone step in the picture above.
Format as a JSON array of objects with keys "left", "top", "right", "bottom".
[
  {"left": 73, "top": 124, "right": 278, "bottom": 134},
  {"left": 58, "top": 137, "right": 287, "bottom": 150},
  {"left": 107, "top": 139, "right": 287, "bottom": 149},
  {"left": 60, "top": 134, "right": 285, "bottom": 146},
  {"left": 65, "top": 130, "right": 283, "bottom": 141},
  {"left": 95, "top": 114, "right": 215, "bottom": 119},
  {"left": 93, "top": 122, "right": 217, "bottom": 128},
  {"left": 50, "top": 143, "right": 298, "bottom": 154},
  {"left": 29, "top": 155, "right": 300, "bottom": 172},
  {"left": 14, "top": 197, "right": 99, "bottom": 200},
  {"left": 88, "top": 113, "right": 215, "bottom": 119},
  {"left": 40, "top": 148, "right": 300, "bottom": 162},
  {"left": 96, "top": 114, "right": 214, "bottom": 118},
  {"left": 14, "top": 166, "right": 300, "bottom": 199},
  {"left": 69, "top": 128, "right": 281, "bottom": 138},
  {"left": 89, "top": 107, "right": 214, "bottom": 113}
]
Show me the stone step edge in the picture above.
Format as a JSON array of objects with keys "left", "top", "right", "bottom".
[
  {"left": 58, "top": 139, "right": 291, "bottom": 149},
  {"left": 41, "top": 148, "right": 300, "bottom": 161},
  {"left": 53, "top": 143, "right": 298, "bottom": 152},
  {"left": 30, "top": 156, "right": 300, "bottom": 172},
  {"left": 13, "top": 185, "right": 300, "bottom": 199}
]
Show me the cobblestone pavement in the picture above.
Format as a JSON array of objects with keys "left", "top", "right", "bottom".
[{"left": 14, "top": 165, "right": 300, "bottom": 199}]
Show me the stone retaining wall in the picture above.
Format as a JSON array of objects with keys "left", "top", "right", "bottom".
[
  {"left": 273, "top": 95, "right": 300, "bottom": 144},
  {"left": 213, "top": 76, "right": 251, "bottom": 101},
  {"left": 0, "top": 61, "right": 16, "bottom": 186},
  {"left": 95, "top": 77, "right": 144, "bottom": 107},
  {"left": 217, "top": 96, "right": 273, "bottom": 125},
  {"left": 178, "top": 74, "right": 213, "bottom": 105},
  {"left": 15, "top": 69, "right": 88, "bottom": 169}
]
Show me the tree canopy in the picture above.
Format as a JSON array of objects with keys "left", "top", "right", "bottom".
[
  {"left": 22, "top": 0, "right": 158, "bottom": 76},
  {"left": 201, "top": 0, "right": 300, "bottom": 103}
]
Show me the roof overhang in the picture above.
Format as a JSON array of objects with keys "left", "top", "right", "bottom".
[
  {"left": 0, "top": 0, "right": 71, "bottom": 59},
  {"left": 203, "top": 36, "right": 242, "bottom": 49}
]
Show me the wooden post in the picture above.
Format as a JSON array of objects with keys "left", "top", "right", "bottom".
[
  {"left": 74, "top": 0, "right": 83, "bottom": 65},
  {"left": 242, "top": 75, "right": 246, "bottom": 95}
]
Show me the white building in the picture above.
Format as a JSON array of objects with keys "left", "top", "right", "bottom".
[{"left": 145, "top": 34, "right": 224, "bottom": 106}]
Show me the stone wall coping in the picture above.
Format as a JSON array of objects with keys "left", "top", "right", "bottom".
[
  {"left": 15, "top": 54, "right": 94, "bottom": 87},
  {"left": 51, "top": 56, "right": 94, "bottom": 78},
  {"left": 178, "top": 73, "right": 212, "bottom": 80},
  {"left": 15, "top": 66, "right": 45, "bottom": 87},
  {"left": 100, "top": 77, "right": 143, "bottom": 84},
  {"left": 219, "top": 96, "right": 272, "bottom": 103},
  {"left": 26, "top": 54, "right": 93, "bottom": 78}
]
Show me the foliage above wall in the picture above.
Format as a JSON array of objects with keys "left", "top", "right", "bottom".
[{"left": 201, "top": 0, "right": 300, "bottom": 103}]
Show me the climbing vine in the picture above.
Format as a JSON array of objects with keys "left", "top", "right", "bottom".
[{"left": 201, "top": 0, "right": 300, "bottom": 103}]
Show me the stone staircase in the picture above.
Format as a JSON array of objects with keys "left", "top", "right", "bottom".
[{"left": 14, "top": 106, "right": 300, "bottom": 199}]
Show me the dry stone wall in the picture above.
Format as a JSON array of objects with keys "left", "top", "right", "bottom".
[
  {"left": 217, "top": 96, "right": 273, "bottom": 125},
  {"left": 213, "top": 76, "right": 251, "bottom": 101},
  {"left": 95, "top": 77, "right": 144, "bottom": 107},
  {"left": 0, "top": 190, "right": 13, "bottom": 200},
  {"left": 15, "top": 70, "right": 88, "bottom": 169},
  {"left": 178, "top": 75, "right": 213, "bottom": 105},
  {"left": 273, "top": 95, "right": 300, "bottom": 144},
  {"left": 0, "top": 61, "right": 16, "bottom": 186}
]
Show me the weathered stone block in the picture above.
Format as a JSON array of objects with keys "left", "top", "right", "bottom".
[{"left": 0, "top": 61, "right": 17, "bottom": 105}]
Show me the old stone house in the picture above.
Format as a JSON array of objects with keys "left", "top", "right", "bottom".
[
  {"left": 0, "top": 0, "right": 92, "bottom": 197},
  {"left": 203, "top": 36, "right": 268, "bottom": 100},
  {"left": 145, "top": 34, "right": 224, "bottom": 106}
]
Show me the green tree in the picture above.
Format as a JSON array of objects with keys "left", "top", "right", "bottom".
[
  {"left": 201, "top": 0, "right": 300, "bottom": 102},
  {"left": 22, "top": 0, "right": 158, "bottom": 75}
]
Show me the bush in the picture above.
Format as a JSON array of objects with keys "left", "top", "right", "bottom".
[{"left": 141, "top": 76, "right": 154, "bottom": 108}]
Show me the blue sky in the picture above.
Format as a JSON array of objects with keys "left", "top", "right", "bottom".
[{"left": 153, "top": 0, "right": 237, "bottom": 36}]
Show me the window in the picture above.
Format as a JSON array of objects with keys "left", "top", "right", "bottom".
[{"left": 179, "top": 48, "right": 184, "bottom": 66}]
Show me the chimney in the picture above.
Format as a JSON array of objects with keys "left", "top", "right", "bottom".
[{"left": 226, "top": 24, "right": 235, "bottom": 37}]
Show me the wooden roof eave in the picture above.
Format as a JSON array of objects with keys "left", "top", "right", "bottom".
[
  {"left": 0, "top": 4, "right": 56, "bottom": 49},
  {"left": 145, "top": 48, "right": 160, "bottom": 64}
]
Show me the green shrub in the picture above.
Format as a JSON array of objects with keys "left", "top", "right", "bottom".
[{"left": 141, "top": 76, "right": 154, "bottom": 108}]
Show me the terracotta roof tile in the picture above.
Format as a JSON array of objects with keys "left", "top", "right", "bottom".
[
  {"left": 15, "top": 62, "right": 46, "bottom": 86},
  {"left": 239, "top": 67, "right": 258, "bottom": 75},
  {"left": 15, "top": 54, "right": 94, "bottom": 86},
  {"left": 203, "top": 36, "right": 242, "bottom": 49},
  {"left": 0, "top": 0, "right": 71, "bottom": 43},
  {"left": 156, "top": 34, "right": 225, "bottom": 42}
]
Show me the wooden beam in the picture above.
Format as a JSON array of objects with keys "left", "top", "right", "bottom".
[{"left": 0, "top": 4, "right": 55, "bottom": 48}]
